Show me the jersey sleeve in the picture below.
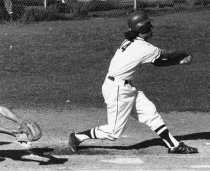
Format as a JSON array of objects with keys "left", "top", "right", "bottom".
[{"left": 141, "top": 43, "right": 161, "bottom": 64}]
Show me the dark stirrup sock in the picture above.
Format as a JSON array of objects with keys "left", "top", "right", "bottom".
[
  {"left": 76, "top": 128, "right": 98, "bottom": 141},
  {"left": 155, "top": 124, "right": 179, "bottom": 148}
]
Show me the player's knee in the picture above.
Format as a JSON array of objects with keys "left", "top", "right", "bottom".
[
  {"left": 145, "top": 101, "right": 157, "bottom": 114},
  {"left": 137, "top": 101, "right": 163, "bottom": 126},
  {"left": 139, "top": 108, "right": 165, "bottom": 132},
  {"left": 138, "top": 103, "right": 157, "bottom": 120}
]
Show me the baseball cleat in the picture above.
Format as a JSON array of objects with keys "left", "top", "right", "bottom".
[
  {"left": 168, "top": 142, "right": 198, "bottom": 154},
  {"left": 68, "top": 132, "right": 82, "bottom": 152}
]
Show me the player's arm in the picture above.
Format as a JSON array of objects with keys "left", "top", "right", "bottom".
[
  {"left": 152, "top": 49, "right": 192, "bottom": 66},
  {"left": 0, "top": 106, "right": 23, "bottom": 125}
]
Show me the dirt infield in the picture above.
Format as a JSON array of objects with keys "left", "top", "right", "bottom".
[{"left": 0, "top": 107, "right": 209, "bottom": 170}]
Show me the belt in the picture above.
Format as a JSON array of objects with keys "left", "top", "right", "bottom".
[{"left": 108, "top": 76, "right": 131, "bottom": 85}]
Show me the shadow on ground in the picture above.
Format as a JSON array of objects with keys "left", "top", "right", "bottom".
[
  {"left": 0, "top": 146, "right": 68, "bottom": 165},
  {"left": 59, "top": 131, "right": 210, "bottom": 155},
  {"left": 75, "top": 131, "right": 210, "bottom": 149},
  {"left": 1, "top": 132, "right": 209, "bottom": 158},
  {"left": 34, "top": 131, "right": 208, "bottom": 156}
]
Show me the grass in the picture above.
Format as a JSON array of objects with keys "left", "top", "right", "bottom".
[{"left": 0, "top": 10, "right": 209, "bottom": 112}]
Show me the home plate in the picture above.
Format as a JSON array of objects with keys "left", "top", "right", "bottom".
[
  {"left": 101, "top": 157, "right": 144, "bottom": 165},
  {"left": 191, "top": 165, "right": 210, "bottom": 169}
]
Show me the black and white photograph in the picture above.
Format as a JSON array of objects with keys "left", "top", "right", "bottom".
[{"left": 0, "top": 0, "right": 209, "bottom": 170}]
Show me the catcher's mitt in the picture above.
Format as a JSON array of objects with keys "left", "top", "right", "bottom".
[{"left": 17, "top": 122, "right": 42, "bottom": 142}]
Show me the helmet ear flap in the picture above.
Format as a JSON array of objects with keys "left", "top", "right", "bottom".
[{"left": 138, "top": 22, "right": 153, "bottom": 34}]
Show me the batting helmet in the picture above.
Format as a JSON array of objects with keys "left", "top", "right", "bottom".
[{"left": 127, "top": 11, "right": 152, "bottom": 33}]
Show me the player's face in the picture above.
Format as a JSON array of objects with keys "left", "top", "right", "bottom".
[
  {"left": 148, "top": 30, "right": 153, "bottom": 38},
  {"left": 144, "top": 31, "right": 152, "bottom": 41},
  {"left": 145, "top": 22, "right": 153, "bottom": 40}
]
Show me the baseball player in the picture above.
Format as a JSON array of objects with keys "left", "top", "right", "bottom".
[
  {"left": 0, "top": 0, "right": 13, "bottom": 21},
  {"left": 68, "top": 11, "right": 198, "bottom": 154},
  {"left": 0, "top": 106, "right": 42, "bottom": 143}
]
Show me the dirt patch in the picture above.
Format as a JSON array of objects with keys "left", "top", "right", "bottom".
[{"left": 0, "top": 107, "right": 209, "bottom": 170}]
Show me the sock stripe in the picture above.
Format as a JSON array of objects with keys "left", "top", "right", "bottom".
[
  {"left": 155, "top": 124, "right": 166, "bottom": 133},
  {"left": 169, "top": 132, "right": 179, "bottom": 147},
  {"left": 162, "top": 139, "right": 171, "bottom": 148},
  {"left": 156, "top": 127, "right": 167, "bottom": 135},
  {"left": 90, "top": 128, "right": 98, "bottom": 139},
  {"left": 161, "top": 130, "right": 174, "bottom": 147},
  {"left": 93, "top": 127, "right": 97, "bottom": 139},
  {"left": 90, "top": 128, "right": 95, "bottom": 138},
  {"left": 155, "top": 125, "right": 179, "bottom": 148}
]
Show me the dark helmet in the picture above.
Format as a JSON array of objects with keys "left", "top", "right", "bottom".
[{"left": 127, "top": 11, "right": 151, "bottom": 32}]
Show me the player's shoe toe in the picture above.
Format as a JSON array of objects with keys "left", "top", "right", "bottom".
[
  {"left": 168, "top": 142, "right": 198, "bottom": 154},
  {"left": 68, "top": 132, "right": 82, "bottom": 152}
]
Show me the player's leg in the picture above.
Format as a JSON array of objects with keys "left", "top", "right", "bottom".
[
  {"left": 69, "top": 81, "right": 136, "bottom": 152},
  {"left": 73, "top": 83, "right": 136, "bottom": 141},
  {"left": 132, "top": 91, "right": 198, "bottom": 154},
  {"left": 0, "top": 106, "right": 23, "bottom": 137}
]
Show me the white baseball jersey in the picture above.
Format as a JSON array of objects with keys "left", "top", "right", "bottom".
[
  {"left": 92, "top": 37, "right": 165, "bottom": 140},
  {"left": 107, "top": 37, "right": 161, "bottom": 81}
]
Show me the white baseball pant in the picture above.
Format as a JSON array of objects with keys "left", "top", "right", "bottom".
[{"left": 93, "top": 76, "right": 165, "bottom": 141}]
